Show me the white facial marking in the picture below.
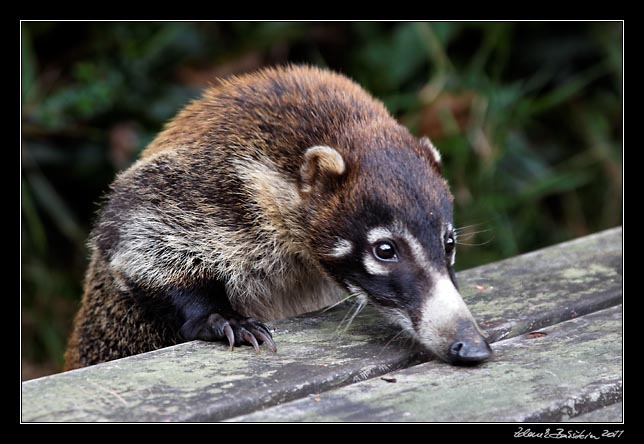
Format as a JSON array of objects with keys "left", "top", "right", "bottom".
[
  {"left": 363, "top": 252, "right": 390, "bottom": 276},
  {"left": 429, "top": 276, "right": 471, "bottom": 316},
  {"left": 329, "top": 238, "right": 353, "bottom": 258},
  {"left": 367, "top": 227, "right": 394, "bottom": 244},
  {"left": 417, "top": 274, "right": 477, "bottom": 359}
]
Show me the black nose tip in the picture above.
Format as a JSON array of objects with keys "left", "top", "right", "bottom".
[{"left": 448, "top": 339, "right": 492, "bottom": 365}]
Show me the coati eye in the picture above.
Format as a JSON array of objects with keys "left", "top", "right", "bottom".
[
  {"left": 373, "top": 241, "right": 398, "bottom": 262},
  {"left": 445, "top": 233, "right": 455, "bottom": 254}
]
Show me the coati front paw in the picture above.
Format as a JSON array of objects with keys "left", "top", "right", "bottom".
[{"left": 181, "top": 313, "right": 277, "bottom": 353}]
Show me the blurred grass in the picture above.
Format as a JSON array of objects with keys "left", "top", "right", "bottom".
[{"left": 20, "top": 22, "right": 622, "bottom": 379}]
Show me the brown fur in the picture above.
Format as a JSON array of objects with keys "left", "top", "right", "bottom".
[
  {"left": 64, "top": 65, "right": 445, "bottom": 370},
  {"left": 65, "top": 251, "right": 177, "bottom": 369}
]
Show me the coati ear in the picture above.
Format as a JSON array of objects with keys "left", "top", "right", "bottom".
[
  {"left": 419, "top": 136, "right": 442, "bottom": 173},
  {"left": 300, "top": 146, "right": 346, "bottom": 193}
]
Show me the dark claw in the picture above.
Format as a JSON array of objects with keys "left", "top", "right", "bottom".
[
  {"left": 224, "top": 324, "right": 235, "bottom": 351},
  {"left": 257, "top": 323, "right": 273, "bottom": 337},
  {"left": 190, "top": 311, "right": 277, "bottom": 353},
  {"left": 253, "top": 329, "right": 277, "bottom": 353},
  {"left": 241, "top": 329, "right": 260, "bottom": 352}
]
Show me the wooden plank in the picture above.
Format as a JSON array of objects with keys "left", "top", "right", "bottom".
[
  {"left": 460, "top": 226, "right": 622, "bottom": 343},
  {"left": 21, "top": 319, "right": 421, "bottom": 422},
  {"left": 561, "top": 402, "right": 623, "bottom": 423},
  {"left": 21, "top": 227, "right": 622, "bottom": 422},
  {"left": 230, "top": 306, "right": 623, "bottom": 422}
]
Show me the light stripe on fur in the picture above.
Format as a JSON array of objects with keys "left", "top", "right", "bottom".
[
  {"left": 367, "top": 227, "right": 394, "bottom": 244},
  {"left": 362, "top": 252, "right": 390, "bottom": 276},
  {"left": 105, "top": 151, "right": 345, "bottom": 321}
]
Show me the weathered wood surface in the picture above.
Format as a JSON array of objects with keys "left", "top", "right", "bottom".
[
  {"left": 562, "top": 402, "right": 623, "bottom": 423},
  {"left": 21, "top": 227, "right": 622, "bottom": 422},
  {"left": 231, "top": 306, "right": 623, "bottom": 422}
]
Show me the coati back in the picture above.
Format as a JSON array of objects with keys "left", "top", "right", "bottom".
[{"left": 64, "top": 65, "right": 491, "bottom": 370}]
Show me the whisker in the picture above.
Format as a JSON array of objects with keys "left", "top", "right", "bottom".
[
  {"left": 456, "top": 236, "right": 495, "bottom": 247},
  {"left": 454, "top": 222, "right": 495, "bottom": 247},
  {"left": 322, "top": 292, "right": 356, "bottom": 313},
  {"left": 379, "top": 329, "right": 408, "bottom": 354},
  {"left": 454, "top": 222, "right": 489, "bottom": 233},
  {"left": 336, "top": 302, "right": 356, "bottom": 333},
  {"left": 455, "top": 228, "right": 494, "bottom": 239},
  {"left": 337, "top": 297, "right": 367, "bottom": 335},
  {"left": 345, "top": 299, "right": 367, "bottom": 332}
]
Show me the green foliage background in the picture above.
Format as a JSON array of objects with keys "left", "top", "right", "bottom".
[{"left": 21, "top": 22, "right": 622, "bottom": 379}]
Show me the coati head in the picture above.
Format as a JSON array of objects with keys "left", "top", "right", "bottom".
[{"left": 300, "top": 126, "right": 492, "bottom": 365}]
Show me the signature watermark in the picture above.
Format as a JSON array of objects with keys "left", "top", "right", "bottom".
[{"left": 514, "top": 427, "right": 624, "bottom": 440}]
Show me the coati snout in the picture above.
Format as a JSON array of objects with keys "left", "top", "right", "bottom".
[{"left": 64, "top": 65, "right": 491, "bottom": 370}]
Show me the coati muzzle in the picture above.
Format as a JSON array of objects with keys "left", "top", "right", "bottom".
[{"left": 417, "top": 275, "right": 492, "bottom": 365}]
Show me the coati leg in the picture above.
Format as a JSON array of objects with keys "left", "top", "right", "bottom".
[{"left": 168, "top": 284, "right": 277, "bottom": 353}]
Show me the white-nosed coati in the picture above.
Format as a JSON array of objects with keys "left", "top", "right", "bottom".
[{"left": 64, "top": 65, "right": 491, "bottom": 370}]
